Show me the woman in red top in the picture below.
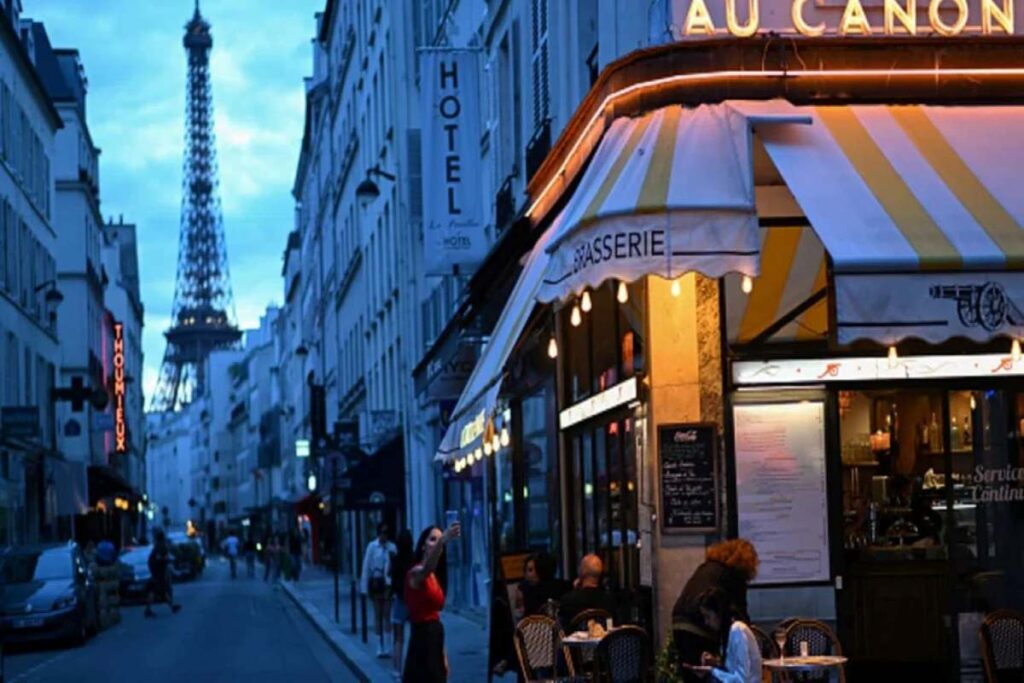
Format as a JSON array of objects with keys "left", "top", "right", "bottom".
[{"left": 403, "top": 521, "right": 460, "bottom": 682}]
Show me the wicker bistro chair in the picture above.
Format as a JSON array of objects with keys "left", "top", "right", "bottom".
[
  {"left": 514, "top": 615, "right": 576, "bottom": 681},
  {"left": 568, "top": 608, "right": 615, "bottom": 672},
  {"left": 781, "top": 619, "right": 846, "bottom": 683},
  {"left": 594, "top": 625, "right": 651, "bottom": 683},
  {"left": 980, "top": 609, "right": 1024, "bottom": 683},
  {"left": 751, "top": 624, "right": 781, "bottom": 661}
]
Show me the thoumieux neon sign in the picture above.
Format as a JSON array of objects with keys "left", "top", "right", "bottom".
[
  {"left": 675, "top": 0, "right": 1014, "bottom": 37},
  {"left": 113, "top": 322, "right": 127, "bottom": 454}
]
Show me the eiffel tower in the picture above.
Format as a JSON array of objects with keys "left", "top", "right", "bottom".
[{"left": 151, "top": 1, "right": 240, "bottom": 412}]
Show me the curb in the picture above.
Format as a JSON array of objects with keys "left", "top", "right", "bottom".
[{"left": 280, "top": 581, "right": 392, "bottom": 682}]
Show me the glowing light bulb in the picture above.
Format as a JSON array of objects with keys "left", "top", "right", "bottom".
[
  {"left": 741, "top": 275, "right": 754, "bottom": 294},
  {"left": 474, "top": 448, "right": 482, "bottom": 462},
  {"left": 887, "top": 346, "right": 898, "bottom": 369},
  {"left": 491, "top": 433, "right": 501, "bottom": 453},
  {"left": 670, "top": 279, "right": 681, "bottom": 298},
  {"left": 617, "top": 281, "right": 629, "bottom": 304},
  {"left": 581, "top": 290, "right": 592, "bottom": 313},
  {"left": 1013, "top": 338, "right": 1022, "bottom": 363},
  {"left": 483, "top": 440, "right": 492, "bottom": 456},
  {"left": 547, "top": 337, "right": 558, "bottom": 359},
  {"left": 500, "top": 426, "right": 510, "bottom": 448},
  {"left": 570, "top": 305, "right": 582, "bottom": 327},
  {"left": 970, "top": 395, "right": 977, "bottom": 411}
]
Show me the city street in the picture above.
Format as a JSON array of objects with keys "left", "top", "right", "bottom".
[{"left": 4, "top": 561, "right": 356, "bottom": 683}]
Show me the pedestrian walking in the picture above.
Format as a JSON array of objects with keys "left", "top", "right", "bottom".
[
  {"left": 388, "top": 529, "right": 414, "bottom": 678},
  {"left": 222, "top": 530, "right": 240, "bottom": 579},
  {"left": 361, "top": 522, "right": 398, "bottom": 657},
  {"left": 288, "top": 531, "right": 303, "bottom": 581},
  {"left": 402, "top": 521, "right": 460, "bottom": 683},
  {"left": 244, "top": 536, "right": 257, "bottom": 578},
  {"left": 263, "top": 535, "right": 280, "bottom": 583},
  {"left": 145, "top": 530, "right": 182, "bottom": 617}
]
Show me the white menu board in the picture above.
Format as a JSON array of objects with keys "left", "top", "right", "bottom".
[{"left": 733, "top": 401, "right": 830, "bottom": 585}]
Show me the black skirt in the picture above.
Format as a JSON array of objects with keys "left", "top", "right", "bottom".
[{"left": 403, "top": 620, "right": 446, "bottom": 683}]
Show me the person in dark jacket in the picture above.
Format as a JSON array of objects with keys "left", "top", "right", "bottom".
[
  {"left": 558, "top": 554, "right": 617, "bottom": 631},
  {"left": 145, "top": 530, "right": 182, "bottom": 617},
  {"left": 672, "top": 539, "right": 758, "bottom": 676}
]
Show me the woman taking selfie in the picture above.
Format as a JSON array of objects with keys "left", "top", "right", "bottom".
[{"left": 403, "top": 521, "right": 461, "bottom": 683}]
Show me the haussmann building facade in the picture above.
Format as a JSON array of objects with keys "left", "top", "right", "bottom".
[{"left": 433, "top": 0, "right": 1024, "bottom": 679}]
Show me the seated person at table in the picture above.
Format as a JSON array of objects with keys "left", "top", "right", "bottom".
[
  {"left": 517, "top": 552, "right": 570, "bottom": 619},
  {"left": 558, "top": 554, "right": 616, "bottom": 630},
  {"left": 687, "top": 588, "right": 761, "bottom": 683}
]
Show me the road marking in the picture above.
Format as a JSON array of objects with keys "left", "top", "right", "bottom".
[{"left": 9, "top": 650, "right": 71, "bottom": 682}]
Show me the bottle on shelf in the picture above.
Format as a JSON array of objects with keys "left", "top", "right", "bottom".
[
  {"left": 951, "top": 416, "right": 961, "bottom": 450},
  {"left": 928, "top": 412, "right": 941, "bottom": 452},
  {"left": 962, "top": 415, "right": 972, "bottom": 447}
]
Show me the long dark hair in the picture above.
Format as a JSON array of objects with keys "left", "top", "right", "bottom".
[
  {"left": 698, "top": 587, "right": 739, "bottom": 657},
  {"left": 414, "top": 525, "right": 447, "bottom": 594},
  {"left": 390, "top": 529, "right": 414, "bottom": 599}
]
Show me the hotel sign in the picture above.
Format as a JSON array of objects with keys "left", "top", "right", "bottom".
[
  {"left": 655, "top": 0, "right": 1018, "bottom": 39},
  {"left": 112, "top": 322, "right": 127, "bottom": 454}
]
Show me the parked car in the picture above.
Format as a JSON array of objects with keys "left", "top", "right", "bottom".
[
  {"left": 118, "top": 546, "right": 152, "bottom": 603},
  {"left": 166, "top": 532, "right": 204, "bottom": 580},
  {"left": 0, "top": 543, "right": 99, "bottom": 645}
]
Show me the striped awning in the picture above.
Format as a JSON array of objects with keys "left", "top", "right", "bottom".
[
  {"left": 537, "top": 104, "right": 766, "bottom": 303},
  {"left": 757, "top": 105, "right": 1024, "bottom": 345},
  {"left": 725, "top": 226, "right": 828, "bottom": 345}
]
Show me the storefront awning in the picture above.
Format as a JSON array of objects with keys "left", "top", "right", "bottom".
[
  {"left": 433, "top": 217, "right": 561, "bottom": 463},
  {"left": 756, "top": 105, "right": 1024, "bottom": 345},
  {"left": 536, "top": 103, "right": 768, "bottom": 304}
]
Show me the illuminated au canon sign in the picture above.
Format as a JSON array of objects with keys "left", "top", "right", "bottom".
[
  {"left": 112, "top": 322, "right": 127, "bottom": 454},
  {"left": 658, "top": 0, "right": 1017, "bottom": 38}
]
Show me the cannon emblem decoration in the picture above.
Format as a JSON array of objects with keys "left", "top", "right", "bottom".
[{"left": 929, "top": 283, "right": 1024, "bottom": 331}]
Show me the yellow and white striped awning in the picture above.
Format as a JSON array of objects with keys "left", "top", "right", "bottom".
[
  {"left": 538, "top": 104, "right": 766, "bottom": 303},
  {"left": 757, "top": 105, "right": 1024, "bottom": 345}
]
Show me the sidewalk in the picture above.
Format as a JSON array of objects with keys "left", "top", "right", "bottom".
[{"left": 281, "top": 564, "right": 490, "bottom": 682}]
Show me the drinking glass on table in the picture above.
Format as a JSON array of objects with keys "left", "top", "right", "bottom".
[{"left": 774, "top": 628, "right": 787, "bottom": 661}]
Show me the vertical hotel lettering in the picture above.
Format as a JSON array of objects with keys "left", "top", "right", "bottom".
[
  {"left": 113, "top": 322, "right": 127, "bottom": 454},
  {"left": 436, "top": 59, "right": 463, "bottom": 219},
  {"left": 679, "top": 0, "right": 1014, "bottom": 36}
]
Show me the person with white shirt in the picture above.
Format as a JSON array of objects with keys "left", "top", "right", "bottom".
[
  {"left": 361, "top": 522, "right": 398, "bottom": 657},
  {"left": 221, "top": 532, "right": 240, "bottom": 579},
  {"left": 685, "top": 588, "right": 762, "bottom": 683}
]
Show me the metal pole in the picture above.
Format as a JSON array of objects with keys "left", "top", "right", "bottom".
[
  {"left": 350, "top": 577, "right": 357, "bottom": 634},
  {"left": 332, "top": 458, "right": 340, "bottom": 623}
]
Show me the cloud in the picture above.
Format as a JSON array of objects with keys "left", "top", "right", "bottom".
[{"left": 33, "top": 0, "right": 321, "bottom": 406}]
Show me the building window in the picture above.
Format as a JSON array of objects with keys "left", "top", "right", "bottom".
[{"left": 530, "top": 0, "right": 549, "bottom": 127}]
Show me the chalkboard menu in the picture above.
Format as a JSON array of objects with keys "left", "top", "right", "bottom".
[{"left": 659, "top": 423, "right": 719, "bottom": 532}]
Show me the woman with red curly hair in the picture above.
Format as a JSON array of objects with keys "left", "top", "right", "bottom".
[{"left": 671, "top": 539, "right": 759, "bottom": 679}]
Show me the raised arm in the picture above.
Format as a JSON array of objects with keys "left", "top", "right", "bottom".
[{"left": 409, "top": 523, "right": 460, "bottom": 590}]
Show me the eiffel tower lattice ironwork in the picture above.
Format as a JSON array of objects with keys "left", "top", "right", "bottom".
[{"left": 151, "top": 1, "right": 240, "bottom": 412}]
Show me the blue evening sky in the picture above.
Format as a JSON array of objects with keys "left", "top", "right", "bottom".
[{"left": 34, "top": 0, "right": 322, "bottom": 402}]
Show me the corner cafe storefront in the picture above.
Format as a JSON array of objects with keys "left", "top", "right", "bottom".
[{"left": 436, "top": 6, "right": 1024, "bottom": 679}]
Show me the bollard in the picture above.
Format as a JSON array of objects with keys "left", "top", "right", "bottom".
[
  {"left": 350, "top": 579, "right": 357, "bottom": 635},
  {"left": 360, "top": 593, "right": 368, "bottom": 643}
]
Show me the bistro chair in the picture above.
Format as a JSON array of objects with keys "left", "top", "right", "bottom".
[
  {"left": 568, "top": 608, "right": 615, "bottom": 671},
  {"left": 514, "top": 614, "right": 575, "bottom": 681},
  {"left": 979, "top": 609, "right": 1024, "bottom": 683},
  {"left": 781, "top": 619, "right": 846, "bottom": 683},
  {"left": 594, "top": 625, "right": 650, "bottom": 683},
  {"left": 751, "top": 624, "right": 780, "bottom": 660}
]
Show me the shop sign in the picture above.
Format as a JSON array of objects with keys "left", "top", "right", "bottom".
[
  {"left": 1, "top": 406, "right": 39, "bottom": 439},
  {"left": 112, "top": 322, "right": 127, "bottom": 454},
  {"left": 419, "top": 48, "right": 486, "bottom": 275},
  {"left": 654, "top": 0, "right": 1017, "bottom": 40},
  {"left": 425, "top": 344, "right": 476, "bottom": 401},
  {"left": 733, "top": 352, "right": 1024, "bottom": 386},
  {"left": 967, "top": 466, "right": 1024, "bottom": 503},
  {"left": 559, "top": 377, "right": 638, "bottom": 430},
  {"left": 459, "top": 409, "right": 486, "bottom": 448}
]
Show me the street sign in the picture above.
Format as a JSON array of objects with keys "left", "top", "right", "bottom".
[{"left": 1, "top": 407, "right": 39, "bottom": 439}]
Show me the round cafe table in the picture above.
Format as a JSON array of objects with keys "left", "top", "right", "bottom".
[{"left": 763, "top": 655, "right": 848, "bottom": 681}]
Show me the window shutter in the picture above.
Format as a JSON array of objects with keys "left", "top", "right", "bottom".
[{"left": 530, "top": 0, "right": 549, "bottom": 127}]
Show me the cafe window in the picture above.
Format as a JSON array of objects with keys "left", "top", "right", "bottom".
[{"left": 566, "top": 415, "right": 641, "bottom": 592}]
